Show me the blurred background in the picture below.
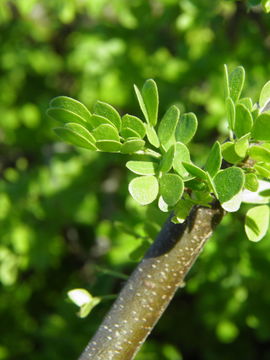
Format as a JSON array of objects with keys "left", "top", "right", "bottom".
[{"left": 1, "top": 1, "right": 270, "bottom": 359}]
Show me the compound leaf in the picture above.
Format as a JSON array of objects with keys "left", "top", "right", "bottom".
[
  {"left": 121, "top": 139, "right": 145, "bottom": 154},
  {"left": 129, "top": 176, "right": 159, "bottom": 205},
  {"left": 122, "top": 114, "right": 146, "bottom": 138},
  {"left": 96, "top": 140, "right": 121, "bottom": 152},
  {"left": 49, "top": 96, "right": 92, "bottom": 122},
  {"left": 94, "top": 101, "right": 121, "bottom": 131},
  {"left": 54, "top": 126, "right": 96, "bottom": 150}
]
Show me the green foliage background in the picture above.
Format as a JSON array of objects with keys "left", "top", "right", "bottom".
[{"left": 1, "top": 1, "right": 270, "bottom": 359}]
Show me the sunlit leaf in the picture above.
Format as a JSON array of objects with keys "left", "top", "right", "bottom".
[
  {"left": 65, "top": 123, "right": 95, "bottom": 143},
  {"left": 47, "top": 108, "right": 90, "bottom": 128},
  {"left": 261, "top": 0, "right": 270, "bottom": 12},
  {"left": 49, "top": 96, "right": 92, "bottom": 122},
  {"left": 158, "top": 105, "right": 179, "bottom": 150},
  {"left": 221, "top": 191, "right": 242, "bottom": 212},
  {"left": 54, "top": 126, "right": 97, "bottom": 150},
  {"left": 245, "top": 173, "right": 259, "bottom": 192},
  {"left": 205, "top": 141, "right": 222, "bottom": 177},
  {"left": 121, "top": 139, "right": 145, "bottom": 154},
  {"left": 234, "top": 133, "right": 250, "bottom": 158},
  {"left": 224, "top": 64, "right": 230, "bottom": 99},
  {"left": 145, "top": 124, "right": 160, "bottom": 148},
  {"left": 94, "top": 101, "right": 121, "bottom": 131},
  {"left": 249, "top": 145, "right": 270, "bottom": 163},
  {"left": 158, "top": 196, "right": 170, "bottom": 212},
  {"left": 172, "top": 198, "right": 193, "bottom": 224},
  {"left": 245, "top": 205, "right": 269, "bottom": 242},
  {"left": 254, "top": 163, "right": 270, "bottom": 178},
  {"left": 129, "top": 175, "right": 159, "bottom": 205},
  {"left": 159, "top": 145, "right": 175, "bottom": 173},
  {"left": 67, "top": 288, "right": 101, "bottom": 318},
  {"left": 126, "top": 161, "right": 157, "bottom": 175},
  {"left": 175, "top": 112, "right": 198, "bottom": 144},
  {"left": 182, "top": 162, "right": 208, "bottom": 180},
  {"left": 92, "top": 124, "right": 120, "bottom": 142},
  {"left": 242, "top": 180, "right": 270, "bottom": 204},
  {"left": 214, "top": 167, "right": 244, "bottom": 204},
  {"left": 234, "top": 104, "right": 253, "bottom": 138},
  {"left": 159, "top": 173, "right": 184, "bottom": 206},
  {"left": 142, "top": 79, "right": 159, "bottom": 126},
  {"left": 173, "top": 142, "right": 191, "bottom": 177},
  {"left": 259, "top": 80, "right": 270, "bottom": 109},
  {"left": 121, "top": 127, "right": 141, "bottom": 139},
  {"left": 96, "top": 140, "right": 121, "bottom": 152},
  {"left": 134, "top": 84, "right": 148, "bottom": 123},
  {"left": 226, "top": 97, "right": 235, "bottom": 130},
  {"left": 122, "top": 114, "right": 146, "bottom": 138},
  {"left": 238, "top": 97, "right": 253, "bottom": 111},
  {"left": 222, "top": 142, "right": 243, "bottom": 164},
  {"left": 89, "top": 114, "right": 117, "bottom": 129},
  {"left": 228, "top": 66, "right": 245, "bottom": 102},
  {"left": 252, "top": 113, "right": 270, "bottom": 141}
]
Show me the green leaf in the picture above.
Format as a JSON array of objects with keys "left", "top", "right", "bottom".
[
  {"left": 221, "top": 192, "right": 243, "bottom": 212},
  {"left": 134, "top": 84, "right": 149, "bottom": 123},
  {"left": 93, "top": 101, "right": 121, "bottom": 131},
  {"left": 213, "top": 167, "right": 244, "bottom": 204},
  {"left": 249, "top": 145, "right": 270, "bottom": 163},
  {"left": 228, "top": 66, "right": 245, "bottom": 102},
  {"left": 49, "top": 96, "right": 92, "bottom": 122},
  {"left": 47, "top": 108, "right": 90, "bottom": 128},
  {"left": 96, "top": 140, "right": 121, "bottom": 152},
  {"left": 157, "top": 105, "right": 179, "bottom": 150},
  {"left": 245, "top": 173, "right": 259, "bottom": 192},
  {"left": 175, "top": 112, "right": 198, "bottom": 144},
  {"left": 159, "top": 173, "right": 184, "bottom": 206},
  {"left": 145, "top": 124, "right": 160, "bottom": 148},
  {"left": 254, "top": 163, "right": 270, "bottom": 178},
  {"left": 238, "top": 97, "right": 253, "bottom": 111},
  {"left": 54, "top": 126, "right": 97, "bottom": 150},
  {"left": 205, "top": 141, "right": 222, "bottom": 177},
  {"left": 252, "top": 113, "right": 270, "bottom": 141},
  {"left": 182, "top": 162, "right": 208, "bottom": 180},
  {"left": 65, "top": 123, "right": 96, "bottom": 144},
  {"left": 142, "top": 79, "right": 159, "bottom": 126},
  {"left": 126, "top": 161, "right": 157, "bottom": 175},
  {"left": 259, "top": 80, "right": 270, "bottom": 109},
  {"left": 122, "top": 114, "right": 146, "bottom": 138},
  {"left": 234, "top": 133, "right": 250, "bottom": 158},
  {"left": 158, "top": 196, "right": 170, "bottom": 212},
  {"left": 129, "top": 176, "right": 159, "bottom": 205},
  {"left": 245, "top": 205, "right": 269, "bottom": 242},
  {"left": 89, "top": 114, "right": 117, "bottom": 129},
  {"left": 121, "top": 127, "right": 141, "bottom": 139},
  {"left": 221, "top": 142, "right": 243, "bottom": 164},
  {"left": 159, "top": 145, "right": 175, "bottom": 173},
  {"left": 67, "top": 288, "right": 101, "bottom": 318},
  {"left": 92, "top": 124, "right": 120, "bottom": 142},
  {"left": 224, "top": 64, "right": 230, "bottom": 99},
  {"left": 172, "top": 198, "right": 193, "bottom": 224},
  {"left": 121, "top": 139, "right": 145, "bottom": 154},
  {"left": 173, "top": 142, "right": 191, "bottom": 177},
  {"left": 234, "top": 103, "right": 253, "bottom": 138},
  {"left": 226, "top": 97, "right": 235, "bottom": 130}
]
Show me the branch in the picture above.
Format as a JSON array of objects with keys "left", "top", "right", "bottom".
[{"left": 78, "top": 203, "right": 224, "bottom": 360}]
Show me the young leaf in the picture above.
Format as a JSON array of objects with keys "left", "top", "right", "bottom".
[
  {"left": 47, "top": 108, "right": 90, "bottom": 128},
  {"left": 234, "top": 103, "right": 253, "bottom": 138},
  {"left": 49, "top": 96, "right": 92, "bottom": 122},
  {"left": 67, "top": 288, "right": 101, "bottom": 318},
  {"left": 89, "top": 114, "right": 117, "bottom": 130},
  {"left": 159, "top": 145, "right": 175, "bottom": 173},
  {"left": 205, "top": 141, "right": 222, "bottom": 177},
  {"left": 245, "top": 173, "right": 259, "bottom": 192},
  {"left": 96, "top": 140, "right": 121, "bottom": 152},
  {"left": 234, "top": 133, "right": 250, "bottom": 158},
  {"left": 221, "top": 142, "right": 243, "bottom": 164},
  {"left": 242, "top": 179, "right": 270, "bottom": 204},
  {"left": 121, "top": 128, "right": 141, "bottom": 139},
  {"left": 145, "top": 124, "right": 160, "bottom": 148},
  {"left": 238, "top": 97, "right": 253, "bottom": 111},
  {"left": 175, "top": 112, "right": 198, "bottom": 144},
  {"left": 134, "top": 85, "right": 149, "bottom": 123},
  {"left": 245, "top": 205, "right": 270, "bottom": 242},
  {"left": 122, "top": 114, "right": 146, "bottom": 138},
  {"left": 159, "top": 173, "right": 184, "bottom": 206},
  {"left": 92, "top": 124, "right": 120, "bottom": 142},
  {"left": 228, "top": 66, "right": 245, "bottom": 102},
  {"left": 252, "top": 113, "right": 270, "bottom": 141},
  {"left": 65, "top": 123, "right": 96, "bottom": 144},
  {"left": 173, "top": 142, "right": 191, "bottom": 177},
  {"left": 126, "top": 161, "right": 157, "bottom": 175},
  {"left": 129, "top": 176, "right": 159, "bottom": 205},
  {"left": 54, "top": 126, "right": 97, "bottom": 150},
  {"left": 121, "top": 139, "right": 145, "bottom": 154},
  {"left": 249, "top": 145, "right": 270, "bottom": 163},
  {"left": 213, "top": 167, "right": 244, "bottom": 204},
  {"left": 259, "top": 80, "right": 270, "bottom": 109},
  {"left": 94, "top": 101, "right": 121, "bottom": 131},
  {"left": 142, "top": 79, "right": 159, "bottom": 126},
  {"left": 172, "top": 198, "right": 193, "bottom": 224},
  {"left": 182, "top": 162, "right": 208, "bottom": 180},
  {"left": 226, "top": 97, "right": 235, "bottom": 130},
  {"left": 157, "top": 105, "right": 179, "bottom": 150}
]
